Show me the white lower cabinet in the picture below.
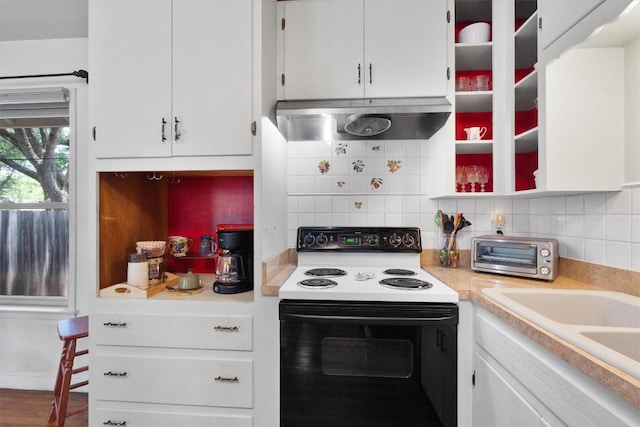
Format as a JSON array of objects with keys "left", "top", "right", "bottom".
[
  {"left": 91, "top": 313, "right": 253, "bottom": 350},
  {"left": 472, "top": 352, "right": 543, "bottom": 427},
  {"left": 94, "top": 409, "right": 252, "bottom": 427},
  {"left": 90, "top": 310, "right": 254, "bottom": 424},
  {"left": 93, "top": 354, "right": 252, "bottom": 408},
  {"left": 472, "top": 306, "right": 640, "bottom": 427}
]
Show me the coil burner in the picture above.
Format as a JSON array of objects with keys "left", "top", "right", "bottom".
[
  {"left": 379, "top": 278, "right": 433, "bottom": 290},
  {"left": 304, "top": 268, "right": 347, "bottom": 277},
  {"left": 382, "top": 269, "right": 417, "bottom": 276},
  {"left": 298, "top": 279, "right": 338, "bottom": 289}
]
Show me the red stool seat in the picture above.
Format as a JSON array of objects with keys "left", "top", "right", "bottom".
[{"left": 48, "top": 315, "right": 88, "bottom": 427}]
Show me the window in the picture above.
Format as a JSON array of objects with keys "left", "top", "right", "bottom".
[{"left": 0, "top": 88, "right": 72, "bottom": 305}]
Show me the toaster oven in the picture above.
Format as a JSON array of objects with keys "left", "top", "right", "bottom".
[{"left": 471, "top": 235, "right": 559, "bottom": 281}]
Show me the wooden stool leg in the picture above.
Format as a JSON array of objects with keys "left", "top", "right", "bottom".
[{"left": 48, "top": 337, "right": 77, "bottom": 427}]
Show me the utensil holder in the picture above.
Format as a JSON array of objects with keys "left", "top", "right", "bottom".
[{"left": 439, "top": 233, "right": 459, "bottom": 268}]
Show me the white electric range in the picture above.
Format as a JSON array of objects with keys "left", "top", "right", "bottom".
[
  {"left": 279, "top": 226, "right": 459, "bottom": 303},
  {"left": 279, "top": 227, "right": 460, "bottom": 427}
]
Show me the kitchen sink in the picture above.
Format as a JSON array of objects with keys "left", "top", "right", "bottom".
[
  {"left": 482, "top": 288, "right": 640, "bottom": 379},
  {"left": 483, "top": 289, "right": 640, "bottom": 327}
]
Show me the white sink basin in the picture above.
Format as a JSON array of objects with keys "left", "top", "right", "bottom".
[
  {"left": 482, "top": 288, "right": 640, "bottom": 379},
  {"left": 485, "top": 289, "right": 640, "bottom": 327},
  {"left": 580, "top": 330, "right": 640, "bottom": 363}
]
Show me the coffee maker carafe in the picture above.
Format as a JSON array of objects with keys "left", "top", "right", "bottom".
[{"left": 213, "top": 228, "right": 253, "bottom": 294}]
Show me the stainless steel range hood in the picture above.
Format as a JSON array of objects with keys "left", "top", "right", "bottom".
[{"left": 276, "top": 97, "right": 452, "bottom": 141}]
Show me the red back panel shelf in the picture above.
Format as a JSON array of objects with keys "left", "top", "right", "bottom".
[{"left": 167, "top": 176, "right": 253, "bottom": 272}]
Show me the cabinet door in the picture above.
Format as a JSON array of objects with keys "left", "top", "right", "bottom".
[
  {"left": 172, "top": 0, "right": 253, "bottom": 156},
  {"left": 282, "top": 0, "right": 364, "bottom": 100},
  {"left": 364, "top": 0, "right": 449, "bottom": 98},
  {"left": 543, "top": 47, "right": 624, "bottom": 192},
  {"left": 472, "top": 352, "right": 541, "bottom": 427},
  {"left": 89, "top": 0, "right": 172, "bottom": 158},
  {"left": 538, "top": 0, "right": 605, "bottom": 50}
]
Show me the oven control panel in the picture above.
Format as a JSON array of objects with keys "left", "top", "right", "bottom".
[{"left": 297, "top": 227, "right": 421, "bottom": 252}]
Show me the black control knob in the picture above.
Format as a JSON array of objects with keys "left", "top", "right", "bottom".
[
  {"left": 389, "top": 233, "right": 402, "bottom": 247},
  {"left": 303, "top": 234, "right": 316, "bottom": 246},
  {"left": 402, "top": 233, "right": 416, "bottom": 247},
  {"left": 367, "top": 235, "right": 380, "bottom": 246},
  {"left": 316, "top": 234, "right": 329, "bottom": 246}
]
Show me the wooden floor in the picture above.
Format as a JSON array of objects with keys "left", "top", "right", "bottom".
[{"left": 0, "top": 389, "right": 87, "bottom": 427}]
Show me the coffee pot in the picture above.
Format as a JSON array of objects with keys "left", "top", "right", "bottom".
[
  {"left": 213, "top": 228, "right": 253, "bottom": 294},
  {"left": 215, "top": 253, "right": 245, "bottom": 283}
]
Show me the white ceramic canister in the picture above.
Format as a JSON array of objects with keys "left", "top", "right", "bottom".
[{"left": 127, "top": 252, "right": 148, "bottom": 289}]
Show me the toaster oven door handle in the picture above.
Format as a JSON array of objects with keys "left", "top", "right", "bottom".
[
  {"left": 478, "top": 242, "right": 535, "bottom": 251},
  {"left": 477, "top": 254, "right": 534, "bottom": 265}
]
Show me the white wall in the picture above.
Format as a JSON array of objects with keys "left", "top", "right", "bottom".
[{"left": 0, "top": 38, "right": 89, "bottom": 390}]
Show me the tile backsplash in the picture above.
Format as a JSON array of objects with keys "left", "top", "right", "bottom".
[{"left": 286, "top": 140, "right": 640, "bottom": 272}]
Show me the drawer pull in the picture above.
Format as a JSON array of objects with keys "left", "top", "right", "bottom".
[
  {"left": 103, "top": 322, "right": 127, "bottom": 327},
  {"left": 215, "top": 376, "right": 239, "bottom": 383},
  {"left": 214, "top": 325, "right": 239, "bottom": 332},
  {"left": 103, "top": 371, "right": 127, "bottom": 377},
  {"left": 103, "top": 421, "right": 127, "bottom": 426}
]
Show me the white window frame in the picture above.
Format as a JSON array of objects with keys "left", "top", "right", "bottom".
[{"left": 0, "top": 87, "right": 77, "bottom": 314}]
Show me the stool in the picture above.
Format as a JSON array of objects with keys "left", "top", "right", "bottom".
[{"left": 48, "top": 315, "right": 89, "bottom": 427}]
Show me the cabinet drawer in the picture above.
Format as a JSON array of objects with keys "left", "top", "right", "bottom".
[
  {"left": 92, "top": 313, "right": 252, "bottom": 350},
  {"left": 95, "top": 408, "right": 252, "bottom": 427},
  {"left": 93, "top": 354, "right": 253, "bottom": 408}
]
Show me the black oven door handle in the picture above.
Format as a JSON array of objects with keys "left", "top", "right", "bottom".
[{"left": 282, "top": 313, "right": 456, "bottom": 325}]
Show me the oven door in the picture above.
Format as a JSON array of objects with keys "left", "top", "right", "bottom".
[{"left": 280, "top": 300, "right": 458, "bottom": 427}]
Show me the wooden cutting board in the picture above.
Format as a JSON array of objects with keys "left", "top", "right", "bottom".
[{"left": 99, "top": 272, "right": 179, "bottom": 298}]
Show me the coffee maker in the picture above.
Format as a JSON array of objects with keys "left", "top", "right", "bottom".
[{"left": 213, "top": 227, "right": 253, "bottom": 294}]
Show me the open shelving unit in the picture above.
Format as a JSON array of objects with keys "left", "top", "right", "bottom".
[
  {"left": 454, "top": 0, "right": 494, "bottom": 194},
  {"left": 513, "top": 1, "right": 538, "bottom": 192}
]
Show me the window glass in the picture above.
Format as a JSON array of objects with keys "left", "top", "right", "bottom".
[{"left": 0, "top": 125, "right": 70, "bottom": 299}]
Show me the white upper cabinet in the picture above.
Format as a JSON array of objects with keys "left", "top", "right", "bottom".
[
  {"left": 364, "top": 0, "right": 449, "bottom": 98},
  {"left": 89, "top": 0, "right": 253, "bottom": 159},
  {"left": 541, "top": 47, "right": 624, "bottom": 192},
  {"left": 172, "top": 0, "right": 253, "bottom": 157},
  {"left": 538, "top": 0, "right": 605, "bottom": 50},
  {"left": 279, "top": 0, "right": 449, "bottom": 100},
  {"left": 281, "top": 0, "right": 364, "bottom": 99},
  {"left": 538, "top": 0, "right": 634, "bottom": 62},
  {"left": 89, "top": 0, "right": 172, "bottom": 158}
]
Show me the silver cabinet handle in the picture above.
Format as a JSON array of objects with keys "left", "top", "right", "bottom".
[
  {"left": 103, "top": 421, "right": 127, "bottom": 426},
  {"left": 103, "top": 371, "right": 127, "bottom": 377},
  {"left": 161, "top": 117, "right": 167, "bottom": 142},
  {"left": 174, "top": 117, "right": 181, "bottom": 141},
  {"left": 215, "top": 376, "right": 239, "bottom": 383},
  {"left": 357, "top": 63, "right": 361, "bottom": 85},
  {"left": 214, "top": 325, "right": 239, "bottom": 332},
  {"left": 102, "top": 322, "right": 127, "bottom": 327},
  {"left": 103, "top": 322, "right": 127, "bottom": 327}
]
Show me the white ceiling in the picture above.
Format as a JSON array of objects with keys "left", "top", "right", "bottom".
[{"left": 0, "top": 0, "right": 87, "bottom": 42}]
